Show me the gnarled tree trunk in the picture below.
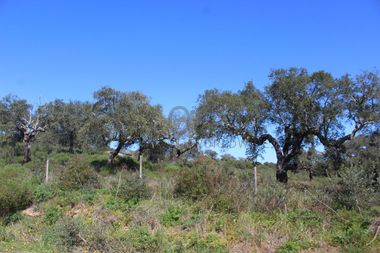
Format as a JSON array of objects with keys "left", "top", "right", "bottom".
[
  {"left": 17, "top": 112, "right": 46, "bottom": 163},
  {"left": 108, "top": 141, "right": 124, "bottom": 164},
  {"left": 275, "top": 162, "right": 288, "bottom": 183},
  {"left": 23, "top": 136, "right": 32, "bottom": 163}
]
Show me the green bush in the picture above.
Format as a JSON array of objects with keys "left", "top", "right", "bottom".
[
  {"left": 2, "top": 212, "right": 23, "bottom": 225},
  {"left": 126, "top": 226, "right": 164, "bottom": 252},
  {"left": 0, "top": 164, "right": 34, "bottom": 217},
  {"left": 44, "top": 217, "right": 83, "bottom": 252},
  {"left": 34, "top": 184, "right": 55, "bottom": 203},
  {"left": 174, "top": 166, "right": 251, "bottom": 213},
  {"left": 44, "top": 207, "right": 63, "bottom": 225},
  {"left": 51, "top": 153, "right": 72, "bottom": 165},
  {"left": 160, "top": 206, "right": 183, "bottom": 226},
  {"left": 174, "top": 167, "right": 209, "bottom": 201},
  {"left": 185, "top": 232, "right": 228, "bottom": 253},
  {"left": 79, "top": 220, "right": 119, "bottom": 252},
  {"left": 252, "top": 180, "right": 288, "bottom": 212},
  {"left": 331, "top": 165, "right": 375, "bottom": 210},
  {"left": 59, "top": 156, "right": 99, "bottom": 190},
  {"left": 112, "top": 174, "right": 151, "bottom": 205},
  {"left": 327, "top": 210, "right": 372, "bottom": 252}
]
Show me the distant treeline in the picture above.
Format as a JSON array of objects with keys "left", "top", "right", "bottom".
[{"left": 1, "top": 68, "right": 379, "bottom": 182}]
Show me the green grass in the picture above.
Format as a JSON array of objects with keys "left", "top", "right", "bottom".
[{"left": 0, "top": 152, "right": 379, "bottom": 252}]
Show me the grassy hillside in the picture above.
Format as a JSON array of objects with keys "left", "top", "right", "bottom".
[{"left": 0, "top": 153, "right": 379, "bottom": 253}]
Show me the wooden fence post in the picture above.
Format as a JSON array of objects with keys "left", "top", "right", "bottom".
[
  {"left": 45, "top": 159, "right": 49, "bottom": 184},
  {"left": 253, "top": 166, "right": 257, "bottom": 195},
  {"left": 139, "top": 155, "right": 143, "bottom": 179}
]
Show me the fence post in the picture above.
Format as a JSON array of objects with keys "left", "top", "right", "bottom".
[
  {"left": 45, "top": 159, "right": 49, "bottom": 184},
  {"left": 253, "top": 166, "right": 257, "bottom": 195},
  {"left": 139, "top": 155, "right": 143, "bottom": 179}
]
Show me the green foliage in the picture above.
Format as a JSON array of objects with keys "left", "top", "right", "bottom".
[
  {"left": 277, "top": 239, "right": 312, "bottom": 253},
  {"left": 44, "top": 207, "right": 63, "bottom": 225},
  {"left": 331, "top": 165, "right": 375, "bottom": 210},
  {"left": 104, "top": 194, "right": 134, "bottom": 211},
  {"left": 165, "top": 162, "right": 182, "bottom": 171},
  {"left": 92, "top": 87, "right": 168, "bottom": 162},
  {"left": 327, "top": 210, "right": 372, "bottom": 252},
  {"left": 50, "top": 152, "right": 72, "bottom": 165},
  {"left": 43, "top": 217, "right": 83, "bottom": 252},
  {"left": 79, "top": 220, "right": 119, "bottom": 252},
  {"left": 112, "top": 174, "right": 151, "bottom": 205},
  {"left": 0, "top": 95, "right": 30, "bottom": 143},
  {"left": 174, "top": 165, "right": 251, "bottom": 213},
  {"left": 51, "top": 189, "right": 98, "bottom": 207},
  {"left": 44, "top": 100, "right": 92, "bottom": 152},
  {"left": 160, "top": 206, "right": 183, "bottom": 226},
  {"left": 252, "top": 179, "right": 288, "bottom": 212},
  {"left": 34, "top": 184, "right": 55, "bottom": 203},
  {"left": 195, "top": 69, "right": 380, "bottom": 182},
  {"left": 0, "top": 164, "right": 34, "bottom": 217},
  {"left": 174, "top": 167, "right": 209, "bottom": 201},
  {"left": 345, "top": 131, "right": 380, "bottom": 189},
  {"left": 286, "top": 209, "right": 321, "bottom": 227},
  {"left": 0, "top": 225, "right": 14, "bottom": 242},
  {"left": 58, "top": 156, "right": 99, "bottom": 190},
  {"left": 185, "top": 232, "right": 228, "bottom": 253},
  {"left": 0, "top": 156, "right": 379, "bottom": 252},
  {"left": 2, "top": 212, "right": 23, "bottom": 225},
  {"left": 126, "top": 226, "right": 164, "bottom": 252},
  {"left": 90, "top": 155, "right": 139, "bottom": 175}
]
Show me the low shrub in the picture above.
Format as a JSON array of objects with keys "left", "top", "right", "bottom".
[
  {"left": 112, "top": 173, "right": 151, "bottom": 205},
  {"left": 327, "top": 210, "right": 372, "bottom": 252},
  {"left": 174, "top": 167, "right": 209, "bottom": 201},
  {"left": 330, "top": 165, "right": 375, "bottom": 210},
  {"left": 44, "top": 207, "right": 63, "bottom": 225},
  {"left": 79, "top": 220, "right": 120, "bottom": 252},
  {"left": 174, "top": 166, "right": 251, "bottom": 213},
  {"left": 2, "top": 212, "right": 23, "bottom": 226},
  {"left": 252, "top": 180, "right": 288, "bottom": 212},
  {"left": 34, "top": 184, "right": 56, "bottom": 203},
  {"left": 185, "top": 232, "right": 228, "bottom": 253},
  {"left": 0, "top": 164, "right": 34, "bottom": 217},
  {"left": 51, "top": 153, "right": 73, "bottom": 165},
  {"left": 160, "top": 206, "right": 183, "bottom": 226},
  {"left": 44, "top": 217, "right": 83, "bottom": 252},
  {"left": 58, "top": 156, "right": 99, "bottom": 190},
  {"left": 126, "top": 226, "right": 165, "bottom": 252}
]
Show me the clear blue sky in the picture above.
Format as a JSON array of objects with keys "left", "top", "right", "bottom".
[{"left": 1, "top": 0, "right": 379, "bottom": 161}]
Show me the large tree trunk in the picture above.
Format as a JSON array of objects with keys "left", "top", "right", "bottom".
[
  {"left": 68, "top": 131, "right": 75, "bottom": 153},
  {"left": 255, "top": 134, "right": 289, "bottom": 183},
  {"left": 276, "top": 162, "right": 288, "bottom": 183},
  {"left": 108, "top": 141, "right": 124, "bottom": 164},
  {"left": 23, "top": 136, "right": 32, "bottom": 163}
]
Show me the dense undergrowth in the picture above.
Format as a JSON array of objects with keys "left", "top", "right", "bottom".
[{"left": 0, "top": 152, "right": 379, "bottom": 252}]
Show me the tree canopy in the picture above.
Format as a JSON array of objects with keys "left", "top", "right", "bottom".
[
  {"left": 195, "top": 68, "right": 379, "bottom": 182},
  {"left": 0, "top": 68, "right": 378, "bottom": 183},
  {"left": 92, "top": 87, "right": 167, "bottom": 163}
]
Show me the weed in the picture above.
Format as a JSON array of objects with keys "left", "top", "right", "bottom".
[
  {"left": 44, "top": 207, "right": 63, "bottom": 225},
  {"left": 160, "top": 206, "right": 183, "bottom": 226},
  {"left": 34, "top": 184, "right": 55, "bottom": 203},
  {"left": 277, "top": 239, "right": 312, "bottom": 253}
]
